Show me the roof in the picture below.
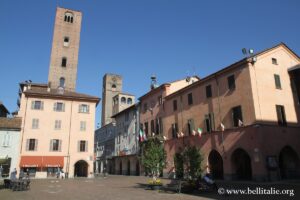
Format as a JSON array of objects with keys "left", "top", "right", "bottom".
[
  {"left": 0, "top": 117, "right": 22, "bottom": 130},
  {"left": 113, "top": 92, "right": 135, "bottom": 98},
  {"left": 111, "top": 104, "right": 137, "bottom": 118},
  {"left": 0, "top": 101, "right": 9, "bottom": 114},
  {"left": 21, "top": 83, "right": 100, "bottom": 105},
  {"left": 166, "top": 42, "right": 300, "bottom": 99}
]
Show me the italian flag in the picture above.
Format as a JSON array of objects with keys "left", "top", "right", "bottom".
[{"left": 197, "top": 128, "right": 202, "bottom": 137}]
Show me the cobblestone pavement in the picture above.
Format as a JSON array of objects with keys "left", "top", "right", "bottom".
[
  {"left": 1, "top": 176, "right": 299, "bottom": 200},
  {"left": 0, "top": 176, "right": 214, "bottom": 200}
]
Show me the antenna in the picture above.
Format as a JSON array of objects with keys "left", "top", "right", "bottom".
[{"left": 150, "top": 75, "right": 158, "bottom": 90}]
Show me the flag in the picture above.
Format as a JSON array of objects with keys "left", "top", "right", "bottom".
[
  {"left": 221, "top": 123, "right": 225, "bottom": 131},
  {"left": 177, "top": 133, "right": 180, "bottom": 138},
  {"left": 139, "top": 130, "right": 144, "bottom": 142},
  {"left": 180, "top": 132, "right": 184, "bottom": 137},
  {"left": 197, "top": 128, "right": 202, "bottom": 137},
  {"left": 163, "top": 136, "right": 167, "bottom": 141},
  {"left": 192, "top": 130, "right": 196, "bottom": 136},
  {"left": 238, "top": 119, "right": 244, "bottom": 127}
]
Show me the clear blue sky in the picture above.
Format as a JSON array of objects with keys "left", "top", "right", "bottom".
[{"left": 1, "top": 0, "right": 300, "bottom": 126}]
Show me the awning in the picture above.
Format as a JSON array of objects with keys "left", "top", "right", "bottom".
[{"left": 20, "top": 156, "right": 64, "bottom": 168}]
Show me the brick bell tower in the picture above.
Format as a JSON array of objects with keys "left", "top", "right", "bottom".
[{"left": 48, "top": 7, "right": 82, "bottom": 91}]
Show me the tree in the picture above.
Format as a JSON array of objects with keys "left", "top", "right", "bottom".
[
  {"left": 141, "top": 137, "right": 166, "bottom": 181},
  {"left": 174, "top": 146, "right": 203, "bottom": 180}
]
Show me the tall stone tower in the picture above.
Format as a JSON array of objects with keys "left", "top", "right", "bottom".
[
  {"left": 48, "top": 7, "right": 82, "bottom": 91},
  {"left": 101, "top": 74, "right": 122, "bottom": 126}
]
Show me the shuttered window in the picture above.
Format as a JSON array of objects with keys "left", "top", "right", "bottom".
[
  {"left": 227, "top": 75, "right": 236, "bottom": 90},
  {"left": 206, "top": 85, "right": 212, "bottom": 98},
  {"left": 53, "top": 102, "right": 65, "bottom": 112},
  {"left": 232, "top": 106, "right": 243, "bottom": 127},
  {"left": 26, "top": 139, "right": 37, "bottom": 151},
  {"left": 31, "top": 100, "right": 44, "bottom": 110},
  {"left": 276, "top": 105, "right": 287, "bottom": 126},
  {"left": 274, "top": 74, "right": 282, "bottom": 89}
]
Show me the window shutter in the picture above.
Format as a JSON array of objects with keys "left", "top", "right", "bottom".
[
  {"left": 53, "top": 103, "right": 57, "bottom": 111},
  {"left": 50, "top": 140, "right": 53, "bottom": 151},
  {"left": 35, "top": 139, "right": 38, "bottom": 151},
  {"left": 62, "top": 103, "right": 65, "bottom": 112},
  {"left": 41, "top": 101, "right": 44, "bottom": 110},
  {"left": 85, "top": 141, "right": 88, "bottom": 152},
  {"left": 2, "top": 134, "right": 6, "bottom": 146},
  {"left": 77, "top": 141, "right": 80, "bottom": 152},
  {"left": 78, "top": 105, "right": 81, "bottom": 113},
  {"left": 31, "top": 101, "right": 35, "bottom": 109},
  {"left": 59, "top": 140, "right": 62, "bottom": 152},
  {"left": 210, "top": 113, "right": 215, "bottom": 131},
  {"left": 26, "top": 139, "right": 29, "bottom": 151},
  {"left": 87, "top": 105, "right": 90, "bottom": 113}
]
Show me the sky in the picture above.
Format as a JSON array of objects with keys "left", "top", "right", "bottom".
[{"left": 1, "top": 0, "right": 300, "bottom": 126}]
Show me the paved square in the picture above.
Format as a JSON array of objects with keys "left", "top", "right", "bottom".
[{"left": 0, "top": 176, "right": 215, "bottom": 200}]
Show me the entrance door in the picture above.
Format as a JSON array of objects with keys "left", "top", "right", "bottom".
[
  {"left": 231, "top": 148, "right": 252, "bottom": 180},
  {"left": 74, "top": 160, "right": 88, "bottom": 177},
  {"left": 208, "top": 150, "right": 224, "bottom": 179},
  {"left": 279, "top": 146, "right": 300, "bottom": 179}
]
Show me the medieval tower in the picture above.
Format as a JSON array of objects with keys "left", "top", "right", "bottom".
[
  {"left": 48, "top": 7, "right": 82, "bottom": 91},
  {"left": 101, "top": 74, "right": 122, "bottom": 126}
]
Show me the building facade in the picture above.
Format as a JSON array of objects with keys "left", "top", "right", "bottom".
[
  {"left": 112, "top": 104, "right": 140, "bottom": 176},
  {"left": 0, "top": 115, "right": 21, "bottom": 177},
  {"left": 17, "top": 7, "right": 100, "bottom": 178},
  {"left": 156, "top": 43, "right": 300, "bottom": 181}
]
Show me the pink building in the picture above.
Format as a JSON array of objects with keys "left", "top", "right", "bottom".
[{"left": 139, "top": 43, "right": 300, "bottom": 181}]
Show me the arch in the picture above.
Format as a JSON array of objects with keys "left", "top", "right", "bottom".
[
  {"left": 61, "top": 57, "right": 67, "bottom": 67},
  {"left": 74, "top": 160, "right": 88, "bottom": 177},
  {"left": 70, "top": 17, "right": 73, "bottom": 23},
  {"left": 112, "top": 84, "right": 116, "bottom": 89},
  {"left": 121, "top": 97, "right": 126, "bottom": 104},
  {"left": 231, "top": 148, "right": 252, "bottom": 180},
  {"left": 119, "top": 161, "right": 122, "bottom": 175},
  {"left": 64, "top": 12, "right": 74, "bottom": 23},
  {"left": 127, "top": 98, "right": 132, "bottom": 104},
  {"left": 135, "top": 160, "right": 140, "bottom": 176},
  {"left": 127, "top": 160, "right": 131, "bottom": 175},
  {"left": 59, "top": 77, "right": 65, "bottom": 87},
  {"left": 208, "top": 150, "right": 224, "bottom": 179},
  {"left": 279, "top": 146, "right": 300, "bottom": 179}
]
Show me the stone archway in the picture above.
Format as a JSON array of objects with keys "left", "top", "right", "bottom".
[
  {"left": 127, "top": 160, "right": 131, "bottom": 175},
  {"left": 208, "top": 150, "right": 224, "bottom": 179},
  {"left": 119, "top": 161, "right": 122, "bottom": 175},
  {"left": 279, "top": 146, "right": 300, "bottom": 179},
  {"left": 74, "top": 160, "right": 88, "bottom": 177},
  {"left": 231, "top": 148, "right": 252, "bottom": 180}
]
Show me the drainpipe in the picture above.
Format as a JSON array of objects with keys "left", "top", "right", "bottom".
[{"left": 66, "top": 100, "right": 74, "bottom": 178}]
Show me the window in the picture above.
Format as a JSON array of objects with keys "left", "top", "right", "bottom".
[
  {"left": 158, "top": 95, "right": 163, "bottom": 105},
  {"left": 78, "top": 140, "right": 88, "bottom": 152},
  {"left": 50, "top": 139, "right": 61, "bottom": 152},
  {"left": 79, "top": 104, "right": 89, "bottom": 113},
  {"left": 227, "top": 75, "right": 236, "bottom": 90},
  {"left": 59, "top": 77, "right": 65, "bottom": 88},
  {"left": 2, "top": 133, "right": 11, "bottom": 147},
  {"left": 64, "top": 12, "right": 74, "bottom": 23},
  {"left": 274, "top": 74, "right": 282, "bottom": 89},
  {"left": 272, "top": 58, "right": 278, "bottom": 65},
  {"left": 31, "top": 100, "right": 43, "bottom": 110},
  {"left": 206, "top": 85, "right": 212, "bottom": 98},
  {"left": 144, "top": 122, "right": 149, "bottom": 136},
  {"left": 159, "top": 117, "right": 163, "bottom": 135},
  {"left": 26, "top": 139, "right": 37, "bottom": 151},
  {"left": 155, "top": 118, "right": 160, "bottom": 135},
  {"left": 171, "top": 123, "right": 178, "bottom": 138},
  {"left": 188, "top": 93, "right": 193, "bottom": 105},
  {"left": 205, "top": 113, "right": 215, "bottom": 132},
  {"left": 112, "top": 84, "right": 116, "bottom": 89},
  {"left": 54, "top": 102, "right": 65, "bottom": 112},
  {"left": 187, "top": 119, "right": 195, "bottom": 135},
  {"left": 173, "top": 100, "right": 177, "bottom": 111},
  {"left": 127, "top": 98, "right": 132, "bottom": 104},
  {"left": 32, "top": 118, "right": 39, "bottom": 129},
  {"left": 63, "top": 37, "right": 69, "bottom": 47},
  {"left": 121, "top": 97, "right": 126, "bottom": 104},
  {"left": 143, "top": 103, "right": 148, "bottom": 113},
  {"left": 151, "top": 120, "right": 155, "bottom": 134},
  {"left": 54, "top": 120, "right": 62, "bottom": 130},
  {"left": 276, "top": 105, "right": 287, "bottom": 126},
  {"left": 61, "top": 57, "right": 67, "bottom": 67},
  {"left": 232, "top": 106, "right": 243, "bottom": 127},
  {"left": 80, "top": 121, "right": 86, "bottom": 131}
]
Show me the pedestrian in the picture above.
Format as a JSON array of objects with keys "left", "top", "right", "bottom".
[
  {"left": 10, "top": 168, "right": 17, "bottom": 180},
  {"left": 19, "top": 170, "right": 24, "bottom": 180}
]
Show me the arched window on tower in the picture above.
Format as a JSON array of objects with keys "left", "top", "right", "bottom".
[
  {"left": 121, "top": 97, "right": 126, "bottom": 104},
  {"left": 59, "top": 77, "right": 65, "bottom": 88},
  {"left": 64, "top": 12, "right": 74, "bottom": 23},
  {"left": 127, "top": 98, "right": 132, "bottom": 105},
  {"left": 61, "top": 57, "right": 67, "bottom": 67}
]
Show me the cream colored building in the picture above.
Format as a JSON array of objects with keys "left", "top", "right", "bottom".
[{"left": 16, "top": 7, "right": 100, "bottom": 178}]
